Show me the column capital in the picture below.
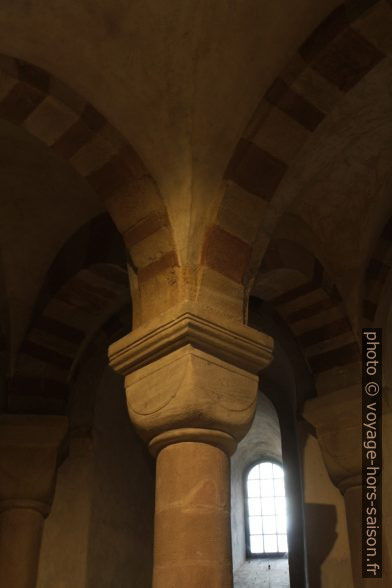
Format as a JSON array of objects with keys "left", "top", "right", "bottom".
[
  {"left": 303, "top": 389, "right": 361, "bottom": 493},
  {"left": 0, "top": 415, "right": 68, "bottom": 515},
  {"left": 109, "top": 302, "right": 273, "bottom": 454}
]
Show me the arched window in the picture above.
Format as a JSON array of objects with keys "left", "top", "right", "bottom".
[{"left": 245, "top": 461, "right": 288, "bottom": 557}]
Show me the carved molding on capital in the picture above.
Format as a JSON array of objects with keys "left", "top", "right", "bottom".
[
  {"left": 109, "top": 302, "right": 273, "bottom": 375},
  {"left": 109, "top": 303, "right": 273, "bottom": 454},
  {"left": 149, "top": 428, "right": 237, "bottom": 456}
]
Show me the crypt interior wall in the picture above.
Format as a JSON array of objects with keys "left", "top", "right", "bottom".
[
  {"left": 300, "top": 428, "right": 353, "bottom": 588},
  {"left": 0, "top": 2, "right": 391, "bottom": 587},
  {"left": 32, "top": 293, "right": 377, "bottom": 588},
  {"left": 36, "top": 337, "right": 155, "bottom": 588},
  {"left": 231, "top": 392, "right": 290, "bottom": 588}
]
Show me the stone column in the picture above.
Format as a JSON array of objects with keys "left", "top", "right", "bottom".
[
  {"left": 304, "top": 391, "right": 391, "bottom": 587},
  {"left": 0, "top": 415, "right": 68, "bottom": 588},
  {"left": 109, "top": 302, "right": 273, "bottom": 588}
]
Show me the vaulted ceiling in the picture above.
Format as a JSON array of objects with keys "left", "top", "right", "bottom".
[{"left": 0, "top": 0, "right": 391, "bottom": 414}]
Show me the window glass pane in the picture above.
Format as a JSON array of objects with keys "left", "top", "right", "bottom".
[
  {"left": 274, "top": 478, "right": 285, "bottom": 496},
  {"left": 259, "top": 462, "right": 273, "bottom": 479},
  {"left": 249, "top": 516, "right": 262, "bottom": 534},
  {"left": 248, "top": 465, "right": 259, "bottom": 480},
  {"left": 272, "top": 463, "right": 284, "bottom": 478},
  {"left": 248, "top": 498, "right": 261, "bottom": 516},
  {"left": 247, "top": 480, "right": 260, "bottom": 498},
  {"left": 264, "top": 535, "right": 277, "bottom": 553},
  {"left": 275, "top": 497, "right": 286, "bottom": 516},
  {"left": 261, "top": 497, "right": 275, "bottom": 515},
  {"left": 250, "top": 535, "right": 264, "bottom": 554},
  {"left": 276, "top": 514, "right": 286, "bottom": 534},
  {"left": 278, "top": 534, "right": 288, "bottom": 552},
  {"left": 246, "top": 461, "right": 288, "bottom": 557},
  {"left": 262, "top": 516, "right": 276, "bottom": 535},
  {"left": 260, "top": 479, "right": 274, "bottom": 497}
]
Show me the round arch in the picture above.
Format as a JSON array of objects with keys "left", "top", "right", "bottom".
[
  {"left": 202, "top": 0, "right": 392, "bottom": 292},
  {"left": 8, "top": 213, "right": 131, "bottom": 414},
  {"left": 0, "top": 54, "right": 178, "bottom": 321},
  {"left": 254, "top": 237, "right": 360, "bottom": 396}
]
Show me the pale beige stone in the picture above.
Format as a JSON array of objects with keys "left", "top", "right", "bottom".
[
  {"left": 304, "top": 390, "right": 362, "bottom": 489},
  {"left": 291, "top": 67, "right": 342, "bottom": 115},
  {"left": 130, "top": 226, "right": 174, "bottom": 268},
  {"left": 218, "top": 182, "right": 271, "bottom": 244},
  {"left": 303, "top": 391, "right": 392, "bottom": 586},
  {"left": 253, "top": 106, "right": 309, "bottom": 164},
  {"left": 196, "top": 267, "right": 245, "bottom": 323},
  {"left": 23, "top": 97, "right": 78, "bottom": 146},
  {"left": 70, "top": 132, "right": 118, "bottom": 176},
  {"left": 109, "top": 302, "right": 273, "bottom": 586},
  {"left": 153, "top": 442, "right": 232, "bottom": 588}
]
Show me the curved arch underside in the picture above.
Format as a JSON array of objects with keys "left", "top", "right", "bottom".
[
  {"left": 204, "top": 0, "right": 392, "bottom": 288},
  {"left": 254, "top": 238, "right": 361, "bottom": 396},
  {"left": 0, "top": 0, "right": 390, "bottom": 415},
  {"left": 8, "top": 214, "right": 131, "bottom": 414},
  {"left": 363, "top": 215, "right": 392, "bottom": 325},
  {"left": 0, "top": 53, "right": 178, "bottom": 278}
]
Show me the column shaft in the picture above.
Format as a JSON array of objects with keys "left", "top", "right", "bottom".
[
  {"left": 153, "top": 442, "right": 233, "bottom": 588},
  {"left": 109, "top": 303, "right": 273, "bottom": 587},
  {"left": 0, "top": 507, "right": 44, "bottom": 588},
  {"left": 0, "top": 414, "right": 68, "bottom": 588}
]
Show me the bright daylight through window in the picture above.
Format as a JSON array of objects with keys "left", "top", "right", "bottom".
[{"left": 246, "top": 461, "right": 288, "bottom": 556}]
